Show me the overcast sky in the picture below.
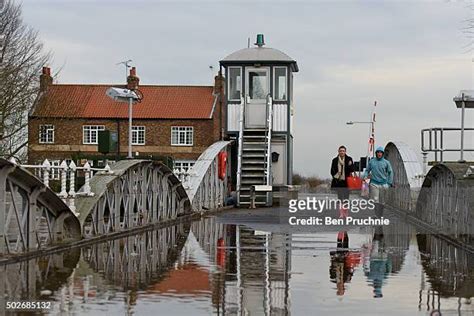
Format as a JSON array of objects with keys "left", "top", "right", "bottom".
[{"left": 21, "top": 0, "right": 474, "bottom": 177}]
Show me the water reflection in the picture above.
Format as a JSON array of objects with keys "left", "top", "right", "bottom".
[
  {"left": 363, "top": 226, "right": 392, "bottom": 298},
  {"left": 329, "top": 230, "right": 360, "bottom": 296},
  {"left": 0, "top": 248, "right": 80, "bottom": 310},
  {"left": 83, "top": 223, "right": 190, "bottom": 289},
  {"left": 0, "top": 210, "right": 473, "bottom": 315},
  {"left": 224, "top": 227, "right": 291, "bottom": 315},
  {"left": 417, "top": 234, "right": 474, "bottom": 311}
]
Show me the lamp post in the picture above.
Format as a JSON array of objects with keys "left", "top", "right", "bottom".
[
  {"left": 106, "top": 87, "right": 139, "bottom": 159},
  {"left": 346, "top": 120, "right": 375, "bottom": 159},
  {"left": 453, "top": 90, "right": 474, "bottom": 163},
  {"left": 346, "top": 101, "right": 377, "bottom": 159}
]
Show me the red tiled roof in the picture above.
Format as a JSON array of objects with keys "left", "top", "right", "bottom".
[{"left": 31, "top": 84, "right": 215, "bottom": 119}]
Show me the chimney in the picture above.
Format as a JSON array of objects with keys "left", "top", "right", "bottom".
[
  {"left": 40, "top": 67, "right": 53, "bottom": 92},
  {"left": 127, "top": 67, "right": 140, "bottom": 90},
  {"left": 213, "top": 70, "right": 225, "bottom": 95}
]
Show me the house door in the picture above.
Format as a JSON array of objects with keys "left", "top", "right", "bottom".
[{"left": 245, "top": 67, "right": 269, "bottom": 128}]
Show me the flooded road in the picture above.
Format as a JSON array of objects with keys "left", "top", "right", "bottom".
[{"left": 2, "top": 197, "right": 474, "bottom": 315}]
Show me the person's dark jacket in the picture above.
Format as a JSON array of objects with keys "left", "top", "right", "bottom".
[{"left": 330, "top": 155, "right": 355, "bottom": 188}]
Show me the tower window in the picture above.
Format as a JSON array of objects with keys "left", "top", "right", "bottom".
[
  {"left": 228, "top": 67, "right": 241, "bottom": 101},
  {"left": 274, "top": 67, "right": 287, "bottom": 101}
]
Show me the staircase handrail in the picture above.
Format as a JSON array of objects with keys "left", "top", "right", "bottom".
[
  {"left": 265, "top": 94, "right": 273, "bottom": 186},
  {"left": 236, "top": 95, "right": 245, "bottom": 203}
]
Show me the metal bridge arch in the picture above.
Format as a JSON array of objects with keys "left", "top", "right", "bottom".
[
  {"left": 416, "top": 163, "right": 474, "bottom": 239},
  {"left": 383, "top": 141, "right": 424, "bottom": 211},
  {"left": 0, "top": 159, "right": 81, "bottom": 254},
  {"left": 75, "top": 160, "right": 191, "bottom": 237},
  {"left": 185, "top": 141, "right": 231, "bottom": 211}
]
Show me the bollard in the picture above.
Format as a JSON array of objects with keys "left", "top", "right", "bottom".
[
  {"left": 42, "top": 159, "right": 51, "bottom": 188},
  {"left": 68, "top": 161, "right": 76, "bottom": 197},
  {"left": 58, "top": 160, "right": 68, "bottom": 198},
  {"left": 249, "top": 185, "right": 256, "bottom": 209}
]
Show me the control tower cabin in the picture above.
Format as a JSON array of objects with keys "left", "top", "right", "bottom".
[{"left": 219, "top": 34, "right": 299, "bottom": 206}]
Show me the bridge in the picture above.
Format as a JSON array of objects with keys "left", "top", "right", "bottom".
[
  {"left": 1, "top": 138, "right": 473, "bottom": 258},
  {"left": 383, "top": 141, "right": 474, "bottom": 250},
  {"left": 0, "top": 141, "right": 231, "bottom": 258},
  {"left": 1, "top": 120, "right": 474, "bottom": 261}
]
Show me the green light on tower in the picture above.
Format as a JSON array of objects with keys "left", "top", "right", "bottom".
[{"left": 255, "top": 34, "right": 265, "bottom": 47}]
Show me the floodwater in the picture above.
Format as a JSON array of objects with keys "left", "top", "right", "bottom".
[{"left": 1, "top": 195, "right": 474, "bottom": 315}]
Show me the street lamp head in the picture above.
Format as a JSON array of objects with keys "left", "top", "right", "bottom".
[
  {"left": 453, "top": 90, "right": 474, "bottom": 108},
  {"left": 106, "top": 87, "right": 139, "bottom": 102},
  {"left": 346, "top": 121, "right": 354, "bottom": 125}
]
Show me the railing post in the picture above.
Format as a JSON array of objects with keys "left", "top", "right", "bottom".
[
  {"left": 440, "top": 128, "right": 444, "bottom": 162},
  {"left": 236, "top": 95, "right": 245, "bottom": 205},
  {"left": 42, "top": 159, "right": 51, "bottom": 188},
  {"left": 422, "top": 152, "right": 428, "bottom": 175},
  {"left": 68, "top": 161, "right": 76, "bottom": 197},
  {"left": 420, "top": 129, "right": 425, "bottom": 152},
  {"left": 83, "top": 162, "right": 92, "bottom": 196},
  {"left": 460, "top": 93, "right": 466, "bottom": 162},
  {"left": 59, "top": 160, "right": 68, "bottom": 198},
  {"left": 428, "top": 129, "right": 432, "bottom": 155}
]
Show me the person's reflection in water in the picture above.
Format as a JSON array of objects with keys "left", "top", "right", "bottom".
[
  {"left": 329, "top": 231, "right": 361, "bottom": 296},
  {"left": 364, "top": 226, "right": 392, "bottom": 298}
]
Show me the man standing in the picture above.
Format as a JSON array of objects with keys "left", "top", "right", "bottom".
[
  {"left": 330, "top": 145, "right": 355, "bottom": 202},
  {"left": 362, "top": 146, "right": 394, "bottom": 214}
]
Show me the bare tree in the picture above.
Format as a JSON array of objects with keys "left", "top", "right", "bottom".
[{"left": 0, "top": 0, "right": 50, "bottom": 161}]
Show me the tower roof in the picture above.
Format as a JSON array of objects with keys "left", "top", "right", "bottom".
[{"left": 220, "top": 47, "right": 298, "bottom": 72}]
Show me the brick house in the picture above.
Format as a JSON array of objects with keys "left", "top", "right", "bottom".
[{"left": 28, "top": 67, "right": 225, "bottom": 173}]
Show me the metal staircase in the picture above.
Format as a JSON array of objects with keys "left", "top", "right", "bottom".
[{"left": 237, "top": 95, "right": 273, "bottom": 207}]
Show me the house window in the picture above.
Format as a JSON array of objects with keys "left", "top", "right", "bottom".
[
  {"left": 274, "top": 67, "right": 287, "bottom": 101},
  {"left": 171, "top": 127, "right": 193, "bottom": 146},
  {"left": 132, "top": 126, "right": 145, "bottom": 145},
  {"left": 39, "top": 125, "right": 54, "bottom": 144},
  {"left": 228, "top": 67, "right": 242, "bottom": 101},
  {"left": 174, "top": 160, "right": 195, "bottom": 171},
  {"left": 83, "top": 125, "right": 105, "bottom": 144}
]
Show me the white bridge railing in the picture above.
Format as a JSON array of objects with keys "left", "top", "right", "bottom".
[
  {"left": 9, "top": 158, "right": 113, "bottom": 213},
  {"left": 6, "top": 140, "right": 231, "bottom": 222},
  {"left": 173, "top": 168, "right": 192, "bottom": 185}
]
